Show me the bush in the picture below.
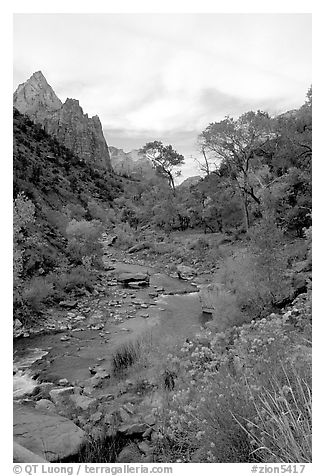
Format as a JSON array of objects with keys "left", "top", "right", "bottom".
[
  {"left": 20, "top": 276, "right": 54, "bottom": 313},
  {"left": 153, "top": 292, "right": 311, "bottom": 463},
  {"left": 113, "top": 223, "right": 137, "bottom": 250},
  {"left": 66, "top": 219, "right": 104, "bottom": 267},
  {"left": 221, "top": 218, "right": 293, "bottom": 319},
  {"left": 199, "top": 284, "right": 245, "bottom": 330},
  {"left": 50, "top": 266, "right": 95, "bottom": 295},
  {"left": 87, "top": 199, "right": 109, "bottom": 223}
]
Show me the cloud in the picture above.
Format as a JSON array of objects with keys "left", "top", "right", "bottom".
[{"left": 13, "top": 13, "right": 311, "bottom": 178}]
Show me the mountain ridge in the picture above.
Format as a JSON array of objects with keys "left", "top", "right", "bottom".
[{"left": 13, "top": 71, "right": 112, "bottom": 171}]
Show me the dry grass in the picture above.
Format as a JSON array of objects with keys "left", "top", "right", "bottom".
[{"left": 234, "top": 367, "right": 312, "bottom": 463}]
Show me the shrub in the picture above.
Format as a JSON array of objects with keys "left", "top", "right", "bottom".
[
  {"left": 199, "top": 284, "right": 244, "bottom": 330},
  {"left": 113, "top": 223, "right": 137, "bottom": 250},
  {"left": 87, "top": 199, "right": 109, "bottom": 223},
  {"left": 50, "top": 266, "right": 95, "bottom": 295},
  {"left": 20, "top": 276, "right": 54, "bottom": 313},
  {"left": 153, "top": 292, "right": 311, "bottom": 463},
  {"left": 221, "top": 218, "right": 293, "bottom": 319},
  {"left": 13, "top": 193, "right": 36, "bottom": 311},
  {"left": 66, "top": 219, "right": 104, "bottom": 267}
]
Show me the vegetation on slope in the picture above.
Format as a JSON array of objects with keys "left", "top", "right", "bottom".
[{"left": 13, "top": 108, "right": 123, "bottom": 322}]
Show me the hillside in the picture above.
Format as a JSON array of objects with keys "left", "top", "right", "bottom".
[{"left": 13, "top": 108, "right": 123, "bottom": 320}]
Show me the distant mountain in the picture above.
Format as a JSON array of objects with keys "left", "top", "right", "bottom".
[
  {"left": 13, "top": 71, "right": 111, "bottom": 170},
  {"left": 178, "top": 175, "right": 202, "bottom": 189},
  {"left": 108, "top": 146, "right": 155, "bottom": 179}
]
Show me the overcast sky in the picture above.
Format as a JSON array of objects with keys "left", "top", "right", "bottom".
[{"left": 13, "top": 13, "right": 311, "bottom": 178}]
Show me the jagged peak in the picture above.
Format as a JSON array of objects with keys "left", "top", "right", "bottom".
[
  {"left": 13, "top": 70, "right": 62, "bottom": 113},
  {"left": 31, "top": 70, "right": 47, "bottom": 82},
  {"left": 22, "top": 70, "right": 54, "bottom": 91}
]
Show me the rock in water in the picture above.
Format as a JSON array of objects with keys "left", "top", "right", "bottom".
[
  {"left": 13, "top": 71, "right": 111, "bottom": 171},
  {"left": 13, "top": 403, "right": 86, "bottom": 461},
  {"left": 117, "top": 272, "right": 149, "bottom": 286}
]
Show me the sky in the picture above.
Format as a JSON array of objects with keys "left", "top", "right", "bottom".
[{"left": 13, "top": 13, "right": 312, "bottom": 179}]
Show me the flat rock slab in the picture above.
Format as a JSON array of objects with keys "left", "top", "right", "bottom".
[
  {"left": 13, "top": 441, "right": 48, "bottom": 463},
  {"left": 13, "top": 403, "right": 86, "bottom": 462},
  {"left": 117, "top": 273, "right": 149, "bottom": 284}
]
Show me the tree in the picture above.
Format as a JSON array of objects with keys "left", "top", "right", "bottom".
[
  {"left": 199, "top": 111, "right": 274, "bottom": 231},
  {"left": 261, "top": 90, "right": 312, "bottom": 235},
  {"left": 139, "top": 141, "right": 184, "bottom": 194},
  {"left": 13, "top": 193, "right": 36, "bottom": 291}
]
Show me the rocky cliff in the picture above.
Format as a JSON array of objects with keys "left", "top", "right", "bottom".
[
  {"left": 13, "top": 71, "right": 111, "bottom": 170},
  {"left": 109, "top": 146, "right": 155, "bottom": 179}
]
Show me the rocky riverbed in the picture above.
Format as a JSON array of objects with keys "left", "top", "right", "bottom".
[{"left": 13, "top": 247, "right": 210, "bottom": 463}]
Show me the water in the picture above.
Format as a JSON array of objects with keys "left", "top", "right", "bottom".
[{"left": 13, "top": 348, "right": 48, "bottom": 399}]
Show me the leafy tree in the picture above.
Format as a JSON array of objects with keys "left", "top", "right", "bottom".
[
  {"left": 139, "top": 141, "right": 184, "bottom": 194},
  {"left": 66, "top": 219, "right": 104, "bottom": 268},
  {"left": 199, "top": 111, "right": 274, "bottom": 231},
  {"left": 261, "top": 89, "right": 312, "bottom": 235},
  {"left": 13, "top": 193, "right": 36, "bottom": 292}
]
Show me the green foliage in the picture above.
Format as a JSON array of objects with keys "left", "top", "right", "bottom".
[
  {"left": 222, "top": 218, "right": 292, "bottom": 319},
  {"left": 13, "top": 193, "right": 37, "bottom": 310},
  {"left": 13, "top": 109, "right": 124, "bottom": 321},
  {"left": 66, "top": 219, "right": 104, "bottom": 268},
  {"left": 199, "top": 111, "right": 274, "bottom": 231},
  {"left": 20, "top": 276, "right": 54, "bottom": 312},
  {"left": 113, "top": 222, "right": 137, "bottom": 250},
  {"left": 153, "top": 292, "right": 311, "bottom": 463},
  {"left": 50, "top": 266, "right": 95, "bottom": 294},
  {"left": 139, "top": 141, "right": 184, "bottom": 193}
]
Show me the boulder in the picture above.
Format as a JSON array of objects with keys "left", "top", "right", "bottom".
[
  {"left": 31, "top": 382, "right": 55, "bottom": 400},
  {"left": 13, "top": 403, "right": 86, "bottom": 462},
  {"left": 291, "top": 259, "right": 312, "bottom": 273},
  {"left": 143, "top": 414, "right": 156, "bottom": 426},
  {"left": 14, "top": 319, "right": 23, "bottom": 329},
  {"left": 176, "top": 265, "right": 196, "bottom": 280},
  {"left": 118, "top": 422, "right": 148, "bottom": 436},
  {"left": 116, "top": 443, "right": 142, "bottom": 463},
  {"left": 127, "top": 243, "right": 150, "bottom": 254},
  {"left": 119, "top": 407, "right": 130, "bottom": 422},
  {"left": 13, "top": 441, "right": 48, "bottom": 463},
  {"left": 138, "top": 441, "right": 153, "bottom": 455},
  {"left": 90, "top": 411, "right": 102, "bottom": 423},
  {"left": 69, "top": 394, "right": 97, "bottom": 411},
  {"left": 117, "top": 273, "right": 149, "bottom": 286},
  {"left": 49, "top": 387, "right": 77, "bottom": 405},
  {"left": 35, "top": 399, "right": 57, "bottom": 414},
  {"left": 105, "top": 235, "right": 117, "bottom": 246},
  {"left": 128, "top": 281, "right": 149, "bottom": 289}
]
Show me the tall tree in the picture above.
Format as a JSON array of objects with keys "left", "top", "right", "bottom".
[
  {"left": 139, "top": 141, "right": 184, "bottom": 194},
  {"left": 199, "top": 111, "right": 274, "bottom": 231}
]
